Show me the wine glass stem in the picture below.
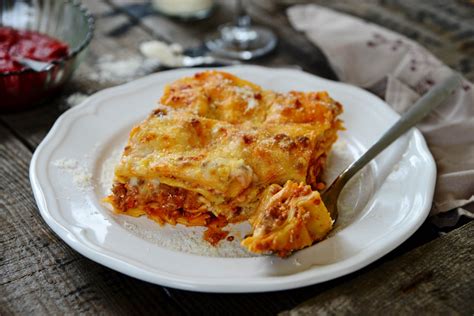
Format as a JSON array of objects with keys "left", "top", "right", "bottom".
[{"left": 235, "top": 0, "right": 251, "bottom": 28}]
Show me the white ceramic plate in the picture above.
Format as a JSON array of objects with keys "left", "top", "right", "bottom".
[{"left": 30, "top": 66, "right": 436, "bottom": 293}]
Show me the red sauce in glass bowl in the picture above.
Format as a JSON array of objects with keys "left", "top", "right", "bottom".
[
  {"left": 0, "top": 27, "right": 69, "bottom": 73},
  {"left": 0, "top": 27, "right": 71, "bottom": 111}
]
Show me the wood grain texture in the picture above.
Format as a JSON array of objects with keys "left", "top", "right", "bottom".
[
  {"left": 281, "top": 221, "right": 474, "bottom": 315},
  {"left": 1, "top": 0, "right": 473, "bottom": 314}
]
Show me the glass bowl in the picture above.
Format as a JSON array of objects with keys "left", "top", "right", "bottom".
[{"left": 0, "top": 0, "right": 94, "bottom": 112}]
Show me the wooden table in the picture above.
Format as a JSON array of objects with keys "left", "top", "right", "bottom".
[{"left": 1, "top": 1, "right": 473, "bottom": 314}]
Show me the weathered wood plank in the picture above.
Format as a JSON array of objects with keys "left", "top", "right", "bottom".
[
  {"left": 281, "top": 221, "right": 474, "bottom": 315},
  {"left": 0, "top": 125, "right": 184, "bottom": 315}
]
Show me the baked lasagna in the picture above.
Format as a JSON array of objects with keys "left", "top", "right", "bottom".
[{"left": 105, "top": 70, "right": 343, "bottom": 257}]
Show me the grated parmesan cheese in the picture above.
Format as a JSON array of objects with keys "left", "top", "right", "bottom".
[
  {"left": 53, "top": 158, "right": 93, "bottom": 190},
  {"left": 245, "top": 98, "right": 257, "bottom": 112},
  {"left": 234, "top": 86, "right": 259, "bottom": 113},
  {"left": 99, "top": 148, "right": 123, "bottom": 193},
  {"left": 119, "top": 218, "right": 255, "bottom": 258},
  {"left": 88, "top": 55, "right": 159, "bottom": 83},
  {"left": 234, "top": 86, "right": 254, "bottom": 99},
  {"left": 129, "top": 177, "right": 139, "bottom": 186}
]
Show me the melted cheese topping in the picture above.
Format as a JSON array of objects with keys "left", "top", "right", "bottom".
[
  {"left": 115, "top": 110, "right": 323, "bottom": 203},
  {"left": 160, "top": 70, "right": 342, "bottom": 126}
]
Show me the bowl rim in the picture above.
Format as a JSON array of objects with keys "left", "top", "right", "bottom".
[{"left": 0, "top": 0, "right": 95, "bottom": 77}]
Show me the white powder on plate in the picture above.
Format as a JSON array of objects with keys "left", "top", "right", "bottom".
[
  {"left": 118, "top": 218, "right": 255, "bottom": 258},
  {"left": 53, "top": 158, "right": 93, "bottom": 191},
  {"left": 99, "top": 149, "right": 122, "bottom": 193}
]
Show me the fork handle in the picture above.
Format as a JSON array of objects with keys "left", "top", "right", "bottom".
[{"left": 327, "top": 73, "right": 462, "bottom": 195}]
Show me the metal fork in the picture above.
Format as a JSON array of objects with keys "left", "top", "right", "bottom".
[{"left": 321, "top": 73, "right": 462, "bottom": 222}]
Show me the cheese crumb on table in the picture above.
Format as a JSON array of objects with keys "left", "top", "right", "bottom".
[
  {"left": 139, "top": 40, "right": 185, "bottom": 67},
  {"left": 87, "top": 55, "right": 159, "bottom": 83}
]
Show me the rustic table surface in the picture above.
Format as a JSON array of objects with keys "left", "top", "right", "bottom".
[{"left": 1, "top": 0, "right": 473, "bottom": 315}]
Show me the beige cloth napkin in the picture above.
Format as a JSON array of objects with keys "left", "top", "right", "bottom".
[{"left": 287, "top": 5, "right": 474, "bottom": 221}]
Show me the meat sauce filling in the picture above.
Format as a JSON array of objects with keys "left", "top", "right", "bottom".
[{"left": 111, "top": 182, "right": 230, "bottom": 245}]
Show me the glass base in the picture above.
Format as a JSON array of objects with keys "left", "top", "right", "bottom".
[{"left": 205, "top": 23, "right": 277, "bottom": 60}]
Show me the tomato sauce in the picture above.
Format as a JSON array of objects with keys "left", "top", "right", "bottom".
[
  {"left": 0, "top": 27, "right": 70, "bottom": 111},
  {"left": 0, "top": 27, "right": 69, "bottom": 73},
  {"left": 203, "top": 216, "right": 229, "bottom": 246}
]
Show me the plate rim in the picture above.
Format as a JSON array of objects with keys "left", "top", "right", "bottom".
[{"left": 30, "top": 65, "right": 436, "bottom": 293}]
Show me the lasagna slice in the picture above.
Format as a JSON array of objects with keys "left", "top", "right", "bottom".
[{"left": 105, "top": 70, "right": 343, "bottom": 256}]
